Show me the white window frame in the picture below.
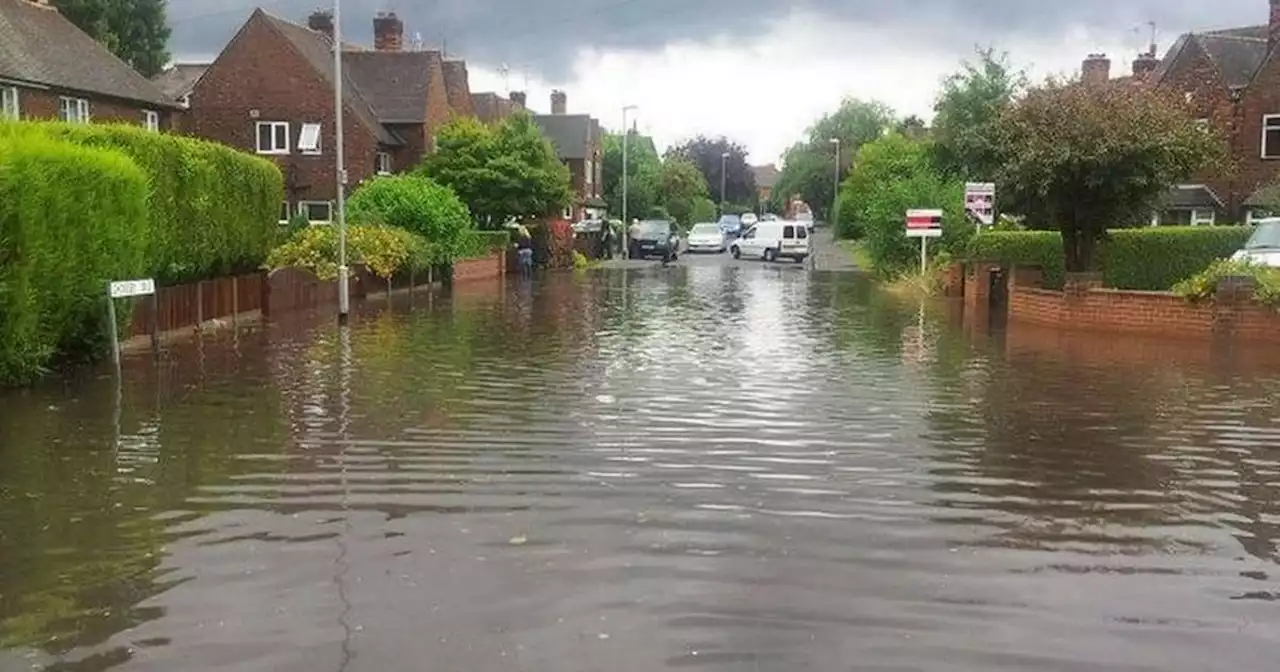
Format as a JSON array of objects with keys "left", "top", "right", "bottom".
[
  {"left": 1262, "top": 114, "right": 1280, "bottom": 159},
  {"left": 255, "top": 121, "right": 290, "bottom": 155},
  {"left": 584, "top": 158, "right": 594, "bottom": 186},
  {"left": 58, "top": 96, "right": 89, "bottom": 124},
  {"left": 1190, "top": 208, "right": 1215, "bottom": 226},
  {"left": 142, "top": 110, "right": 159, "bottom": 132},
  {"left": 298, "top": 200, "right": 333, "bottom": 223},
  {"left": 298, "top": 122, "right": 322, "bottom": 155},
  {"left": 375, "top": 151, "right": 392, "bottom": 175},
  {"left": 279, "top": 201, "right": 291, "bottom": 224},
  {"left": 1, "top": 86, "right": 18, "bottom": 120}
]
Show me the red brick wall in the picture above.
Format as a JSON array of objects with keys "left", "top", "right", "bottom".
[
  {"left": 423, "top": 51, "right": 452, "bottom": 153},
  {"left": 189, "top": 11, "right": 379, "bottom": 204},
  {"left": 1232, "top": 48, "right": 1280, "bottom": 216},
  {"left": 1156, "top": 40, "right": 1241, "bottom": 213},
  {"left": 14, "top": 86, "right": 174, "bottom": 130},
  {"left": 453, "top": 253, "right": 505, "bottom": 283},
  {"left": 1007, "top": 284, "right": 1280, "bottom": 342}
]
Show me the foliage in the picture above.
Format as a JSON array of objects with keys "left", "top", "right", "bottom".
[
  {"left": 1172, "top": 258, "right": 1280, "bottom": 307},
  {"left": 265, "top": 224, "right": 434, "bottom": 280},
  {"left": 689, "top": 197, "right": 717, "bottom": 224},
  {"left": 0, "top": 121, "right": 283, "bottom": 285},
  {"left": 772, "top": 98, "right": 897, "bottom": 220},
  {"left": 658, "top": 157, "right": 711, "bottom": 226},
  {"left": 0, "top": 134, "right": 149, "bottom": 384},
  {"left": 837, "top": 133, "right": 969, "bottom": 276},
  {"left": 663, "top": 135, "right": 756, "bottom": 207},
  {"left": 572, "top": 250, "right": 591, "bottom": 270},
  {"left": 346, "top": 174, "right": 472, "bottom": 263},
  {"left": 965, "top": 226, "right": 1254, "bottom": 290},
  {"left": 994, "top": 79, "right": 1227, "bottom": 272},
  {"left": 53, "top": 0, "right": 171, "bottom": 77},
  {"left": 931, "top": 47, "right": 1026, "bottom": 181},
  {"left": 456, "top": 230, "right": 511, "bottom": 259},
  {"left": 601, "top": 130, "right": 661, "bottom": 220},
  {"left": 417, "top": 113, "right": 572, "bottom": 228}
]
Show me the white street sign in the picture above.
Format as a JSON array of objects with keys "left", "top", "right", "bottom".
[
  {"left": 109, "top": 278, "right": 156, "bottom": 299},
  {"left": 905, "top": 228, "right": 944, "bottom": 238},
  {"left": 964, "top": 182, "right": 996, "bottom": 226}
]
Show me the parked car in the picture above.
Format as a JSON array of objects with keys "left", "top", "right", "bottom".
[
  {"left": 795, "top": 210, "right": 815, "bottom": 231},
  {"left": 1232, "top": 219, "right": 1280, "bottom": 267},
  {"left": 740, "top": 212, "right": 759, "bottom": 228},
  {"left": 730, "top": 220, "right": 811, "bottom": 263},
  {"left": 761, "top": 213, "right": 779, "bottom": 221},
  {"left": 686, "top": 222, "right": 726, "bottom": 253},
  {"left": 630, "top": 219, "right": 680, "bottom": 260},
  {"left": 718, "top": 214, "right": 742, "bottom": 237}
]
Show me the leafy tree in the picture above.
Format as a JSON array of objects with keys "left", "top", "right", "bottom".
[
  {"left": 54, "top": 0, "right": 171, "bottom": 77},
  {"left": 663, "top": 135, "right": 756, "bottom": 208},
  {"left": 837, "top": 133, "right": 969, "bottom": 276},
  {"left": 932, "top": 47, "right": 1027, "bottom": 181},
  {"left": 658, "top": 157, "right": 710, "bottom": 225},
  {"left": 773, "top": 98, "right": 897, "bottom": 222},
  {"left": 346, "top": 174, "right": 473, "bottom": 262},
  {"left": 601, "top": 130, "right": 661, "bottom": 221},
  {"left": 418, "top": 112, "right": 572, "bottom": 229},
  {"left": 896, "top": 115, "right": 928, "bottom": 139},
  {"left": 689, "top": 198, "right": 717, "bottom": 224},
  {"left": 994, "top": 80, "right": 1225, "bottom": 272}
]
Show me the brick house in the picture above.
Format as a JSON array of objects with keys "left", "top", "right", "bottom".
[
  {"left": 189, "top": 8, "right": 497, "bottom": 224},
  {"left": 1089, "top": 0, "right": 1280, "bottom": 225},
  {"left": 752, "top": 163, "right": 780, "bottom": 209},
  {"left": 0, "top": 0, "right": 179, "bottom": 130},
  {"left": 530, "top": 91, "right": 605, "bottom": 220}
]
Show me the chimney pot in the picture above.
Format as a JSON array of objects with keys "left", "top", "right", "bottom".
[
  {"left": 510, "top": 91, "right": 527, "bottom": 108},
  {"left": 1082, "top": 53, "right": 1111, "bottom": 86},
  {"left": 373, "top": 10, "right": 404, "bottom": 51},
  {"left": 1132, "top": 50, "right": 1159, "bottom": 79},
  {"left": 551, "top": 89, "right": 566, "bottom": 115},
  {"left": 307, "top": 10, "right": 334, "bottom": 41}
]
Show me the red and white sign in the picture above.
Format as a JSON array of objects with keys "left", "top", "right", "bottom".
[
  {"left": 905, "top": 209, "right": 943, "bottom": 238},
  {"left": 964, "top": 182, "right": 995, "bottom": 226}
]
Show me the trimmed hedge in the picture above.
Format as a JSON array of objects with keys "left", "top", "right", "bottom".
[
  {"left": 459, "top": 230, "right": 510, "bottom": 258},
  {"left": 965, "top": 226, "right": 1253, "bottom": 290},
  {"left": 0, "top": 121, "right": 283, "bottom": 284},
  {"left": 0, "top": 135, "right": 150, "bottom": 384}
]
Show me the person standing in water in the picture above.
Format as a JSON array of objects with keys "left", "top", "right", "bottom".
[{"left": 515, "top": 227, "right": 534, "bottom": 277}]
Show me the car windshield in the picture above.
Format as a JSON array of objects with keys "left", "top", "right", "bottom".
[
  {"left": 638, "top": 221, "right": 669, "bottom": 236},
  {"left": 1244, "top": 221, "right": 1280, "bottom": 249},
  {"left": 690, "top": 224, "right": 720, "bottom": 235},
  {"left": 718, "top": 215, "right": 740, "bottom": 226}
]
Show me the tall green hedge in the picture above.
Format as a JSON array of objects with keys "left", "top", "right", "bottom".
[
  {"left": 0, "top": 121, "right": 283, "bottom": 284},
  {"left": 965, "top": 226, "right": 1254, "bottom": 290},
  {"left": 0, "top": 135, "right": 150, "bottom": 384}
]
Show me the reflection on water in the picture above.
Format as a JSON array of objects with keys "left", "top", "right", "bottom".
[{"left": 2, "top": 267, "right": 1279, "bottom": 671}]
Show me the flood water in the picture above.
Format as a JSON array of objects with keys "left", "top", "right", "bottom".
[{"left": 2, "top": 265, "right": 1280, "bottom": 671}]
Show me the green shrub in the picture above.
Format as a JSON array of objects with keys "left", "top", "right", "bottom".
[
  {"left": 690, "top": 198, "right": 717, "bottom": 224},
  {"left": 0, "top": 121, "right": 283, "bottom": 285},
  {"left": 1172, "top": 258, "right": 1280, "bottom": 308},
  {"left": 346, "top": 175, "right": 472, "bottom": 263},
  {"left": 457, "top": 230, "right": 510, "bottom": 259},
  {"left": 265, "top": 224, "right": 433, "bottom": 280},
  {"left": 965, "top": 226, "right": 1254, "bottom": 290},
  {"left": 0, "top": 135, "right": 150, "bottom": 384}
]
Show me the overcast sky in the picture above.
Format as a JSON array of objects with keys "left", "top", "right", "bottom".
[{"left": 169, "top": 0, "right": 1265, "bottom": 164}]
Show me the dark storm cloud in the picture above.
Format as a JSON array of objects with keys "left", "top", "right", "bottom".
[{"left": 168, "top": 0, "right": 1263, "bottom": 78}]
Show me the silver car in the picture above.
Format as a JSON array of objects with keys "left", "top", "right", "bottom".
[{"left": 686, "top": 222, "right": 726, "bottom": 253}]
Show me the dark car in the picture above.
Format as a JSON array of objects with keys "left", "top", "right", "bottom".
[
  {"left": 630, "top": 220, "right": 680, "bottom": 260},
  {"left": 718, "top": 214, "right": 742, "bottom": 238}
]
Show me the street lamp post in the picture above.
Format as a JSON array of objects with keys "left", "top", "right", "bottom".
[
  {"left": 621, "top": 104, "right": 637, "bottom": 258},
  {"left": 829, "top": 138, "right": 840, "bottom": 230},
  {"left": 719, "top": 152, "right": 729, "bottom": 216},
  {"left": 334, "top": 0, "right": 349, "bottom": 323}
]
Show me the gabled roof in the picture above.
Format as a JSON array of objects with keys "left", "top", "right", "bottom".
[
  {"left": 1161, "top": 184, "right": 1225, "bottom": 209},
  {"left": 1154, "top": 25, "right": 1269, "bottom": 89},
  {"left": 533, "top": 113, "right": 597, "bottom": 159},
  {"left": 257, "top": 10, "right": 399, "bottom": 146},
  {"left": 151, "top": 63, "right": 209, "bottom": 101},
  {"left": 471, "top": 92, "right": 513, "bottom": 124},
  {"left": 0, "top": 0, "right": 177, "bottom": 108},
  {"left": 342, "top": 50, "right": 434, "bottom": 122}
]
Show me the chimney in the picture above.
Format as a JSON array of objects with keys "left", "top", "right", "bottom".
[
  {"left": 551, "top": 89, "right": 566, "bottom": 114},
  {"left": 1132, "top": 49, "right": 1159, "bottom": 79},
  {"left": 1272, "top": 0, "right": 1280, "bottom": 50},
  {"left": 1081, "top": 53, "right": 1111, "bottom": 86},
  {"left": 307, "top": 10, "right": 334, "bottom": 41},
  {"left": 509, "top": 91, "right": 526, "bottom": 109},
  {"left": 373, "top": 11, "right": 403, "bottom": 51}
]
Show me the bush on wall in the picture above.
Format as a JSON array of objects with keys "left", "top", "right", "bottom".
[{"left": 0, "top": 135, "right": 150, "bottom": 385}]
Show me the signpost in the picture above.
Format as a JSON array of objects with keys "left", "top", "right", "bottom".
[
  {"left": 905, "top": 209, "right": 943, "bottom": 274},
  {"left": 106, "top": 278, "right": 156, "bottom": 371},
  {"left": 964, "top": 182, "right": 996, "bottom": 227}
]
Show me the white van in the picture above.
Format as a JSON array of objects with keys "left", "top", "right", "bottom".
[{"left": 730, "top": 220, "right": 811, "bottom": 263}]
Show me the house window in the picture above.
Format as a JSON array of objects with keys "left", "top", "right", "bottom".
[
  {"left": 279, "top": 201, "right": 291, "bottom": 224},
  {"left": 1190, "top": 209, "right": 1216, "bottom": 226},
  {"left": 255, "top": 121, "right": 290, "bottom": 154},
  {"left": 1247, "top": 209, "right": 1275, "bottom": 225},
  {"left": 584, "top": 159, "right": 594, "bottom": 185},
  {"left": 299, "top": 201, "right": 333, "bottom": 223},
  {"left": 1184, "top": 91, "right": 1194, "bottom": 104},
  {"left": 375, "top": 152, "right": 392, "bottom": 175},
  {"left": 58, "top": 97, "right": 89, "bottom": 123},
  {"left": 143, "top": 110, "right": 159, "bottom": 132},
  {"left": 1, "top": 86, "right": 18, "bottom": 119},
  {"left": 1262, "top": 115, "right": 1280, "bottom": 159},
  {"left": 298, "top": 123, "right": 321, "bottom": 154}
]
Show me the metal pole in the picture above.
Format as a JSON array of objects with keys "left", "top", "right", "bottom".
[
  {"left": 334, "top": 0, "right": 349, "bottom": 323},
  {"left": 920, "top": 236, "right": 928, "bottom": 275},
  {"left": 831, "top": 139, "right": 840, "bottom": 229},
  {"left": 621, "top": 105, "right": 634, "bottom": 258},
  {"left": 106, "top": 291, "right": 120, "bottom": 373},
  {"left": 719, "top": 153, "right": 727, "bottom": 216}
]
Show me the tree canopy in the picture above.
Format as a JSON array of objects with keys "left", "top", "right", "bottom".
[
  {"left": 54, "top": 0, "right": 171, "bottom": 78},
  {"left": 663, "top": 135, "right": 756, "bottom": 208},
  {"left": 417, "top": 112, "right": 572, "bottom": 229},
  {"left": 931, "top": 47, "right": 1027, "bottom": 181},
  {"left": 658, "top": 157, "right": 712, "bottom": 226},
  {"left": 601, "top": 130, "right": 662, "bottom": 222},
  {"left": 994, "top": 80, "right": 1225, "bottom": 271}
]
